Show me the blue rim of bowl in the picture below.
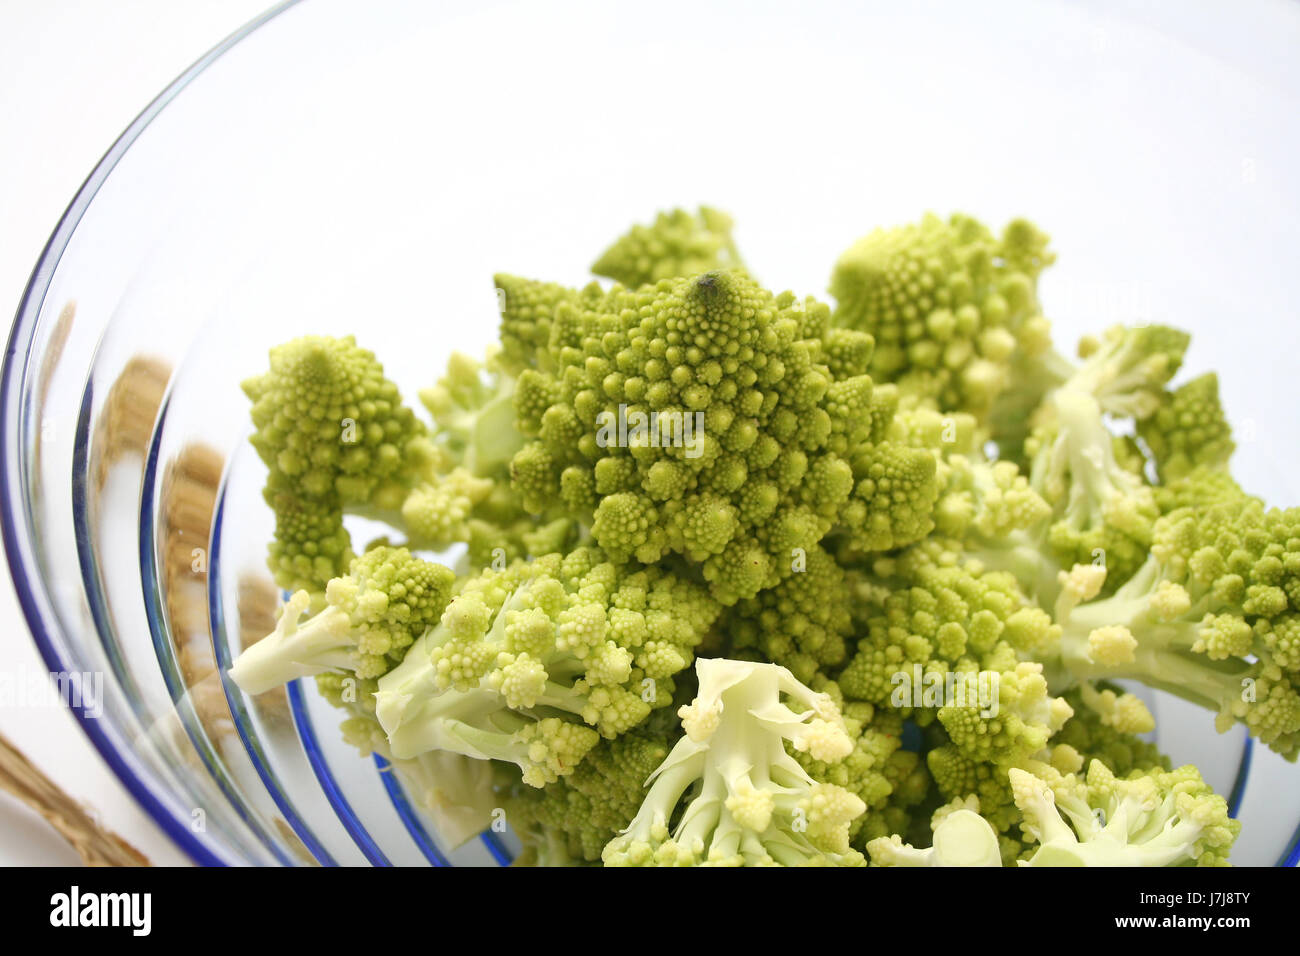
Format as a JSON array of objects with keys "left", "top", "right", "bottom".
[
  {"left": 285, "top": 680, "right": 391, "bottom": 865},
  {"left": 371, "top": 754, "right": 450, "bottom": 867},
  {"left": 371, "top": 751, "right": 522, "bottom": 867},
  {"left": 1227, "top": 736, "right": 1251, "bottom": 820},
  {"left": 370, "top": 753, "right": 515, "bottom": 866},
  {"left": 136, "top": 390, "right": 302, "bottom": 865},
  {"left": 207, "top": 457, "right": 342, "bottom": 866},
  {"left": 0, "top": 0, "right": 302, "bottom": 867},
  {"left": 285, "top": 673, "right": 517, "bottom": 866}
]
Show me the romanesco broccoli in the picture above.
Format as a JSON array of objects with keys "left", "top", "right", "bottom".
[{"left": 228, "top": 204, "right": 1263, "bottom": 868}]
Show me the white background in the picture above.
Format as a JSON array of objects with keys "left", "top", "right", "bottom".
[
  {"left": 1, "top": 0, "right": 1298, "bottom": 866},
  {"left": 0, "top": 0, "right": 269, "bottom": 866}
]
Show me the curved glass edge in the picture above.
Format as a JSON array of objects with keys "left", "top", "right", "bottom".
[
  {"left": 285, "top": 679, "right": 390, "bottom": 866},
  {"left": 1283, "top": 830, "right": 1300, "bottom": 867},
  {"left": 70, "top": 380, "right": 149, "bottom": 715},
  {"left": 0, "top": 0, "right": 302, "bottom": 867},
  {"left": 371, "top": 755, "right": 450, "bottom": 867},
  {"left": 78, "top": 359, "right": 289, "bottom": 864},
  {"left": 371, "top": 754, "right": 516, "bottom": 867},
  {"left": 481, "top": 830, "right": 514, "bottom": 867},
  {"left": 208, "top": 479, "right": 338, "bottom": 865},
  {"left": 134, "top": 400, "right": 301, "bottom": 864},
  {"left": 1228, "top": 737, "right": 1251, "bottom": 821}
]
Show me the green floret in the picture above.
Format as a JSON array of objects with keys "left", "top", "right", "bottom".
[
  {"left": 924, "top": 743, "right": 1024, "bottom": 835},
  {"left": 937, "top": 661, "right": 1074, "bottom": 765},
  {"left": 502, "top": 269, "right": 923, "bottom": 604},
  {"left": 931, "top": 455, "right": 1060, "bottom": 602},
  {"left": 244, "top": 336, "right": 526, "bottom": 590},
  {"left": 397, "top": 466, "right": 494, "bottom": 552},
  {"left": 935, "top": 456, "right": 1052, "bottom": 547},
  {"left": 592, "top": 206, "right": 745, "bottom": 288},
  {"left": 1054, "top": 683, "right": 1171, "bottom": 776},
  {"left": 830, "top": 381, "right": 942, "bottom": 559},
  {"left": 918, "top": 661, "right": 1073, "bottom": 862},
  {"left": 510, "top": 702, "right": 686, "bottom": 865},
  {"left": 1027, "top": 387, "right": 1160, "bottom": 591},
  {"left": 837, "top": 539, "right": 1058, "bottom": 712},
  {"left": 1046, "top": 497, "right": 1300, "bottom": 758},
  {"left": 791, "top": 684, "right": 932, "bottom": 851},
  {"left": 229, "top": 547, "right": 455, "bottom": 692},
  {"left": 1138, "top": 372, "right": 1236, "bottom": 482},
  {"left": 1010, "top": 760, "right": 1239, "bottom": 866},
  {"left": 602, "top": 658, "right": 867, "bottom": 866},
  {"left": 830, "top": 213, "right": 1054, "bottom": 419},
  {"left": 921, "top": 721, "right": 1091, "bottom": 865},
  {"left": 410, "top": 348, "right": 582, "bottom": 561},
  {"left": 839, "top": 437, "right": 940, "bottom": 556},
  {"left": 463, "top": 512, "right": 583, "bottom": 573},
  {"left": 417, "top": 349, "right": 524, "bottom": 479},
  {"left": 262, "top": 472, "right": 355, "bottom": 594},
  {"left": 243, "top": 335, "right": 428, "bottom": 508},
  {"left": 243, "top": 335, "right": 428, "bottom": 590},
  {"left": 866, "top": 799, "right": 1002, "bottom": 867},
  {"left": 373, "top": 547, "right": 721, "bottom": 786},
  {"left": 1153, "top": 465, "right": 1251, "bottom": 516},
  {"left": 888, "top": 399, "right": 984, "bottom": 461},
  {"left": 834, "top": 537, "right": 1068, "bottom": 864},
  {"left": 1062, "top": 323, "right": 1190, "bottom": 421},
  {"left": 727, "top": 545, "right": 852, "bottom": 684},
  {"left": 493, "top": 274, "right": 608, "bottom": 375}
]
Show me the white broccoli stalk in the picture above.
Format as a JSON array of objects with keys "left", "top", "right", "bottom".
[
  {"left": 337, "top": 710, "right": 499, "bottom": 848},
  {"left": 602, "top": 658, "right": 866, "bottom": 867},
  {"left": 867, "top": 798, "right": 1002, "bottom": 867},
  {"left": 228, "top": 547, "right": 456, "bottom": 693},
  {"left": 1010, "top": 760, "right": 1238, "bottom": 866},
  {"left": 229, "top": 591, "right": 354, "bottom": 694},
  {"left": 386, "top": 750, "right": 499, "bottom": 848}
]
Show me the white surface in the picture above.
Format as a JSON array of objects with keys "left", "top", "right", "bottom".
[
  {"left": 0, "top": 0, "right": 1298, "bottom": 866},
  {"left": 0, "top": 0, "right": 270, "bottom": 866}
]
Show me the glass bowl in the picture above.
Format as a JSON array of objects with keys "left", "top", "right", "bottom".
[{"left": 3, "top": 0, "right": 1298, "bottom": 865}]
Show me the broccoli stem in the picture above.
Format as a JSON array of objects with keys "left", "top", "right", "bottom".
[
  {"left": 465, "top": 386, "right": 524, "bottom": 475},
  {"left": 1050, "top": 792, "right": 1210, "bottom": 866},
  {"left": 380, "top": 676, "right": 591, "bottom": 760},
  {"left": 1054, "top": 589, "right": 1250, "bottom": 714},
  {"left": 673, "top": 763, "right": 727, "bottom": 850},
  {"left": 529, "top": 681, "right": 593, "bottom": 716},
  {"left": 1119, "top": 820, "right": 1211, "bottom": 867},
  {"left": 967, "top": 535, "right": 1065, "bottom": 607},
  {"left": 1035, "top": 389, "right": 1133, "bottom": 531},
  {"left": 622, "top": 747, "right": 708, "bottom": 842},
  {"left": 381, "top": 683, "right": 520, "bottom": 759},
  {"left": 438, "top": 715, "right": 544, "bottom": 766},
  {"left": 228, "top": 597, "right": 355, "bottom": 695}
]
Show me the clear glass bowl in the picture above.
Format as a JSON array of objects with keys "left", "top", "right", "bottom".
[{"left": 3, "top": 0, "right": 1298, "bottom": 865}]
